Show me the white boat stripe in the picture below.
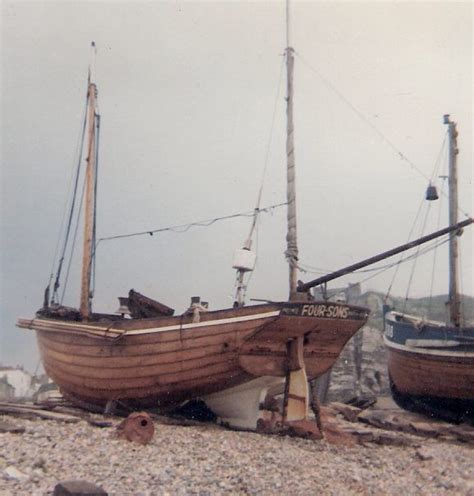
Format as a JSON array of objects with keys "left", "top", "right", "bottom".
[
  {"left": 123, "top": 311, "right": 281, "bottom": 335},
  {"left": 38, "top": 310, "right": 281, "bottom": 336},
  {"left": 383, "top": 336, "right": 474, "bottom": 358},
  {"left": 405, "top": 339, "right": 461, "bottom": 348}
]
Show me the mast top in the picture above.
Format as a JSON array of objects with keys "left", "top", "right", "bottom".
[
  {"left": 89, "top": 41, "right": 97, "bottom": 85},
  {"left": 286, "top": 0, "right": 291, "bottom": 49}
]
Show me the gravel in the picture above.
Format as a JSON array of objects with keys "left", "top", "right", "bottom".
[{"left": 0, "top": 415, "right": 473, "bottom": 495}]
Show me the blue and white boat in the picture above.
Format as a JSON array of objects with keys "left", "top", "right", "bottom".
[{"left": 384, "top": 115, "right": 474, "bottom": 421}]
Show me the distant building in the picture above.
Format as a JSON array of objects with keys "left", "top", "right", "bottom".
[
  {"left": 35, "top": 382, "right": 62, "bottom": 403},
  {"left": 0, "top": 376, "right": 15, "bottom": 401},
  {"left": 0, "top": 366, "right": 35, "bottom": 398},
  {"left": 313, "top": 282, "right": 362, "bottom": 303}
]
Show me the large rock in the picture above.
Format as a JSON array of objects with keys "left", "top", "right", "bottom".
[
  {"left": 330, "top": 402, "right": 362, "bottom": 422},
  {"left": 53, "top": 480, "right": 108, "bottom": 496}
]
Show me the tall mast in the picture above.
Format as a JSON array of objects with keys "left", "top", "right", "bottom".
[
  {"left": 285, "top": 0, "right": 299, "bottom": 300},
  {"left": 80, "top": 42, "right": 98, "bottom": 319},
  {"left": 444, "top": 114, "right": 461, "bottom": 327}
]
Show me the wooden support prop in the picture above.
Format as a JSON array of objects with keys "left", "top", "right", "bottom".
[
  {"left": 104, "top": 400, "right": 117, "bottom": 417},
  {"left": 283, "top": 337, "right": 309, "bottom": 422}
]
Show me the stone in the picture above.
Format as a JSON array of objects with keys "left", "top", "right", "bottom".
[
  {"left": 409, "top": 421, "right": 441, "bottom": 437},
  {"left": 374, "top": 433, "right": 413, "bottom": 447},
  {"left": 358, "top": 410, "right": 398, "bottom": 430},
  {"left": 53, "top": 480, "right": 108, "bottom": 496},
  {"left": 4, "top": 466, "right": 28, "bottom": 482},
  {"left": 331, "top": 402, "right": 362, "bottom": 422},
  {"left": 0, "top": 420, "right": 26, "bottom": 434},
  {"left": 449, "top": 426, "right": 474, "bottom": 444},
  {"left": 415, "top": 448, "right": 434, "bottom": 461}
]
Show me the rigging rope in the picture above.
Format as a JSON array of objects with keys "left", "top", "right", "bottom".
[
  {"left": 51, "top": 84, "right": 89, "bottom": 303},
  {"left": 233, "top": 55, "right": 285, "bottom": 306},
  {"left": 430, "top": 132, "right": 448, "bottom": 182},
  {"left": 96, "top": 202, "right": 288, "bottom": 245},
  {"left": 296, "top": 52, "right": 470, "bottom": 219},
  {"left": 458, "top": 240, "right": 465, "bottom": 326},
  {"left": 299, "top": 236, "right": 450, "bottom": 277},
  {"left": 256, "top": 56, "right": 285, "bottom": 216},
  {"left": 60, "top": 171, "right": 87, "bottom": 304},
  {"left": 356, "top": 237, "right": 450, "bottom": 286},
  {"left": 295, "top": 52, "right": 430, "bottom": 182},
  {"left": 402, "top": 201, "right": 433, "bottom": 312},
  {"left": 427, "top": 176, "right": 447, "bottom": 317},
  {"left": 384, "top": 185, "right": 430, "bottom": 302},
  {"left": 91, "top": 113, "right": 101, "bottom": 300}
]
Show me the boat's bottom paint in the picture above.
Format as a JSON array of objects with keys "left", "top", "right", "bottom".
[
  {"left": 203, "top": 376, "right": 284, "bottom": 430},
  {"left": 389, "top": 374, "right": 474, "bottom": 423}
]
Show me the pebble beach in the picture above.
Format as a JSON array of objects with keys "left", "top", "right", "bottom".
[{"left": 1, "top": 414, "right": 473, "bottom": 496}]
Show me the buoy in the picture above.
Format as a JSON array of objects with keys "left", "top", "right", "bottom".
[{"left": 425, "top": 183, "right": 439, "bottom": 201}]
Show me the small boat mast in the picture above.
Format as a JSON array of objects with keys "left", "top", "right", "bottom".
[
  {"left": 444, "top": 114, "right": 461, "bottom": 327},
  {"left": 80, "top": 41, "right": 99, "bottom": 319},
  {"left": 285, "top": 0, "right": 299, "bottom": 301}
]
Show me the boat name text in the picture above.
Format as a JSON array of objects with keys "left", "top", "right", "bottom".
[
  {"left": 385, "top": 324, "right": 394, "bottom": 338},
  {"left": 301, "top": 304, "right": 349, "bottom": 319}
]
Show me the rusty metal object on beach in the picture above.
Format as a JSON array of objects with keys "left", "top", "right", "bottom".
[{"left": 115, "top": 412, "right": 155, "bottom": 445}]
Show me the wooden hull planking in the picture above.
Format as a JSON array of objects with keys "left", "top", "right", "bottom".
[
  {"left": 384, "top": 312, "right": 474, "bottom": 402},
  {"left": 385, "top": 341, "right": 474, "bottom": 400},
  {"left": 19, "top": 301, "right": 369, "bottom": 410}
]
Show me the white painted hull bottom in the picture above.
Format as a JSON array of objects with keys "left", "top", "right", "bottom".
[{"left": 203, "top": 376, "right": 284, "bottom": 430}]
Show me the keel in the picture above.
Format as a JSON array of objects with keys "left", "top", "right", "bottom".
[
  {"left": 284, "top": 368, "right": 309, "bottom": 421},
  {"left": 281, "top": 337, "right": 323, "bottom": 439}
]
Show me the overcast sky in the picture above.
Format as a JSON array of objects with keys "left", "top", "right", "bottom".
[{"left": 1, "top": 1, "right": 472, "bottom": 371}]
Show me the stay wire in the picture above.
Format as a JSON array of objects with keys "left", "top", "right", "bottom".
[
  {"left": 402, "top": 201, "right": 433, "bottom": 312},
  {"left": 61, "top": 172, "right": 87, "bottom": 304},
  {"left": 427, "top": 179, "right": 446, "bottom": 317},
  {"left": 430, "top": 132, "right": 448, "bottom": 182},
  {"left": 299, "top": 235, "right": 449, "bottom": 277},
  {"left": 91, "top": 113, "right": 101, "bottom": 300},
  {"left": 458, "top": 244, "right": 464, "bottom": 325},
  {"left": 384, "top": 194, "right": 426, "bottom": 301},
  {"left": 297, "top": 52, "right": 471, "bottom": 220},
  {"left": 257, "top": 56, "right": 285, "bottom": 211},
  {"left": 295, "top": 52, "right": 431, "bottom": 182},
  {"left": 238, "top": 54, "right": 285, "bottom": 300},
  {"left": 246, "top": 55, "right": 285, "bottom": 244},
  {"left": 51, "top": 84, "right": 89, "bottom": 302},
  {"left": 355, "top": 237, "right": 450, "bottom": 286},
  {"left": 49, "top": 86, "right": 88, "bottom": 283}
]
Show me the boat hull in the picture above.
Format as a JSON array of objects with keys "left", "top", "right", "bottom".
[
  {"left": 19, "top": 301, "right": 369, "bottom": 412},
  {"left": 384, "top": 311, "right": 474, "bottom": 417}
]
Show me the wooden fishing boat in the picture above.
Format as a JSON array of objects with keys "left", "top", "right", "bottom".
[
  {"left": 384, "top": 115, "right": 474, "bottom": 420},
  {"left": 17, "top": 29, "right": 371, "bottom": 430},
  {"left": 18, "top": 300, "right": 367, "bottom": 417}
]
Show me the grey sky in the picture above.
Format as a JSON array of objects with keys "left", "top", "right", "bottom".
[{"left": 1, "top": 1, "right": 472, "bottom": 371}]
